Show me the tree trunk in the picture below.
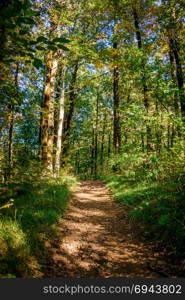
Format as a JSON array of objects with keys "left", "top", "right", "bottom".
[
  {"left": 133, "top": 8, "right": 153, "bottom": 152},
  {"left": 62, "top": 62, "right": 78, "bottom": 156},
  {"left": 94, "top": 96, "right": 99, "bottom": 177},
  {"left": 113, "top": 40, "right": 121, "bottom": 153},
  {"left": 8, "top": 108, "right": 14, "bottom": 172},
  {"left": 41, "top": 50, "right": 58, "bottom": 173},
  {"left": 169, "top": 37, "right": 185, "bottom": 117},
  {"left": 164, "top": 0, "right": 185, "bottom": 117},
  {"left": 108, "top": 134, "right": 111, "bottom": 157},
  {"left": 8, "top": 63, "right": 19, "bottom": 178},
  {"left": 100, "top": 114, "right": 106, "bottom": 166},
  {"left": 91, "top": 129, "right": 95, "bottom": 176},
  {"left": 54, "top": 67, "right": 66, "bottom": 175}
]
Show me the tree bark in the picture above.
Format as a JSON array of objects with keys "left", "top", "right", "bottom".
[
  {"left": 41, "top": 50, "right": 58, "bottom": 173},
  {"left": 54, "top": 67, "right": 66, "bottom": 175}
]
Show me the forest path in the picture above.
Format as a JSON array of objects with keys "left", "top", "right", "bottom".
[{"left": 43, "top": 181, "right": 165, "bottom": 277}]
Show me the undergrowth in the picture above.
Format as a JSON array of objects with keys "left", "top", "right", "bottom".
[
  {"left": 0, "top": 173, "right": 77, "bottom": 278},
  {"left": 104, "top": 149, "right": 185, "bottom": 255}
]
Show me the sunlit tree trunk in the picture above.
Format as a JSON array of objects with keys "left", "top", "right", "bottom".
[
  {"left": 41, "top": 50, "right": 58, "bottom": 173},
  {"left": 54, "top": 67, "right": 66, "bottom": 175}
]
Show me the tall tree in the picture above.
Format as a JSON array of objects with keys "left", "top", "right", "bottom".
[
  {"left": 132, "top": 6, "right": 153, "bottom": 152},
  {"left": 54, "top": 65, "right": 66, "bottom": 174},
  {"left": 41, "top": 49, "right": 58, "bottom": 172},
  {"left": 113, "top": 24, "right": 121, "bottom": 153}
]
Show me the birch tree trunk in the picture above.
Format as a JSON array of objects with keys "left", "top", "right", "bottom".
[{"left": 54, "top": 67, "right": 66, "bottom": 175}]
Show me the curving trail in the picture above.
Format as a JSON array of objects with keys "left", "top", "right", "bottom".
[{"left": 43, "top": 181, "right": 167, "bottom": 278}]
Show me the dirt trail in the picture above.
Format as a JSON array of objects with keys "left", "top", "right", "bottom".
[{"left": 43, "top": 181, "right": 167, "bottom": 278}]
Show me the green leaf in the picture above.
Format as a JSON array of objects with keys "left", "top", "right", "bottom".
[
  {"left": 17, "top": 17, "right": 36, "bottom": 25},
  {"left": 33, "top": 58, "right": 43, "bottom": 69},
  {"left": 25, "top": 9, "right": 38, "bottom": 17},
  {"left": 36, "top": 46, "right": 46, "bottom": 51},
  {"left": 1, "top": 7, "right": 17, "bottom": 18},
  {"left": 16, "top": 37, "right": 29, "bottom": 45},
  {"left": 47, "top": 45, "right": 58, "bottom": 51},
  {"left": 23, "top": 17, "right": 36, "bottom": 25},
  {"left": 19, "top": 29, "right": 29, "bottom": 35},
  {"left": 3, "top": 59, "right": 15, "bottom": 65},
  {"left": 28, "top": 40, "right": 38, "bottom": 45},
  {"left": 52, "top": 37, "right": 71, "bottom": 44},
  {"left": 57, "top": 44, "right": 69, "bottom": 51},
  {"left": 23, "top": 0, "right": 32, "bottom": 8},
  {"left": 6, "top": 23, "right": 17, "bottom": 29},
  {"left": 36, "top": 36, "right": 47, "bottom": 43}
]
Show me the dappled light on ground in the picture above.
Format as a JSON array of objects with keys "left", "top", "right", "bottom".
[{"left": 42, "top": 181, "right": 171, "bottom": 278}]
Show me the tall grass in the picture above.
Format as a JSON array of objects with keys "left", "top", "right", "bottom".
[{"left": 0, "top": 175, "right": 77, "bottom": 277}]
